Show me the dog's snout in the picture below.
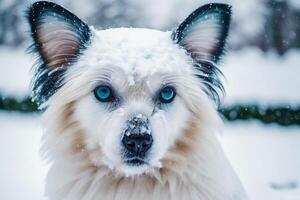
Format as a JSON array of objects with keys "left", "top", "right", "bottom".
[
  {"left": 122, "top": 114, "right": 152, "bottom": 156},
  {"left": 122, "top": 134, "right": 153, "bottom": 155}
]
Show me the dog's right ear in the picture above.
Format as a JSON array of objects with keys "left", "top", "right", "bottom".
[{"left": 26, "top": 1, "right": 91, "bottom": 107}]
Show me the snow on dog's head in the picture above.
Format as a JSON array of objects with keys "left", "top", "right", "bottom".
[{"left": 27, "top": 1, "right": 231, "bottom": 177}]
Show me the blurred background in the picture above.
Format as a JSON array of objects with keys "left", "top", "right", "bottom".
[{"left": 0, "top": 0, "right": 299, "bottom": 199}]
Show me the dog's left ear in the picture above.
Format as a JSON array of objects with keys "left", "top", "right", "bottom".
[
  {"left": 172, "top": 3, "right": 231, "bottom": 63},
  {"left": 26, "top": 1, "right": 91, "bottom": 107}
]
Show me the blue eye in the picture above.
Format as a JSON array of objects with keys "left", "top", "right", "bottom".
[
  {"left": 94, "top": 86, "right": 114, "bottom": 102},
  {"left": 160, "top": 86, "right": 176, "bottom": 103}
]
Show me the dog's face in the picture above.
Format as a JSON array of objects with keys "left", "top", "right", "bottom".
[
  {"left": 27, "top": 2, "right": 231, "bottom": 176},
  {"left": 72, "top": 29, "right": 196, "bottom": 175}
]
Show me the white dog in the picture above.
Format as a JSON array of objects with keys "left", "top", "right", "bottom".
[{"left": 27, "top": 1, "right": 247, "bottom": 199}]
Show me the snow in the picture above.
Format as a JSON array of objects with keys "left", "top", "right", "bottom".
[
  {"left": 82, "top": 28, "right": 191, "bottom": 84},
  {"left": 0, "top": 113, "right": 47, "bottom": 200},
  {"left": 0, "top": 47, "right": 33, "bottom": 98},
  {"left": 221, "top": 122, "right": 300, "bottom": 200},
  {"left": 222, "top": 48, "right": 300, "bottom": 106},
  {"left": 0, "top": 113, "right": 299, "bottom": 199}
]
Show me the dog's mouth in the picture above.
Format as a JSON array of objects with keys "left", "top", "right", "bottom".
[{"left": 124, "top": 157, "right": 147, "bottom": 166}]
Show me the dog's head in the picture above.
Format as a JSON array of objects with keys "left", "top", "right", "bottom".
[{"left": 27, "top": 2, "right": 231, "bottom": 176}]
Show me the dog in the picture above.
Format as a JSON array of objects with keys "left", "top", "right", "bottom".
[{"left": 26, "top": 1, "right": 247, "bottom": 199}]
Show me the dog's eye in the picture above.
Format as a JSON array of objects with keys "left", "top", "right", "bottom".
[
  {"left": 159, "top": 86, "right": 176, "bottom": 103},
  {"left": 94, "top": 86, "right": 114, "bottom": 102}
]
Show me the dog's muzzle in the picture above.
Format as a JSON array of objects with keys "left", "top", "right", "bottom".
[{"left": 121, "top": 114, "right": 152, "bottom": 164}]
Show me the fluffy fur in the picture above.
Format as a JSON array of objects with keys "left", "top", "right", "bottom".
[{"left": 27, "top": 1, "right": 247, "bottom": 200}]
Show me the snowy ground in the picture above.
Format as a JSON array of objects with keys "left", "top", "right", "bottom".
[
  {"left": 0, "top": 113, "right": 299, "bottom": 200},
  {"left": 0, "top": 47, "right": 32, "bottom": 98},
  {"left": 222, "top": 122, "right": 300, "bottom": 200},
  {"left": 222, "top": 48, "right": 300, "bottom": 106},
  {"left": 0, "top": 113, "right": 47, "bottom": 200}
]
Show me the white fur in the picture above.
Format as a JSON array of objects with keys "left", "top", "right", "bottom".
[{"left": 40, "top": 28, "right": 247, "bottom": 200}]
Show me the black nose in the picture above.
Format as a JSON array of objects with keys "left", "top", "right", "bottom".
[{"left": 122, "top": 134, "right": 153, "bottom": 156}]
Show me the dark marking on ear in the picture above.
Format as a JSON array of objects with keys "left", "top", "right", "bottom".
[
  {"left": 26, "top": 1, "right": 91, "bottom": 108},
  {"left": 172, "top": 3, "right": 231, "bottom": 106},
  {"left": 193, "top": 60, "right": 225, "bottom": 106}
]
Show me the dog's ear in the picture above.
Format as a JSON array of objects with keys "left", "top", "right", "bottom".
[
  {"left": 26, "top": 1, "right": 91, "bottom": 107},
  {"left": 172, "top": 3, "right": 231, "bottom": 63},
  {"left": 172, "top": 3, "right": 231, "bottom": 106}
]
